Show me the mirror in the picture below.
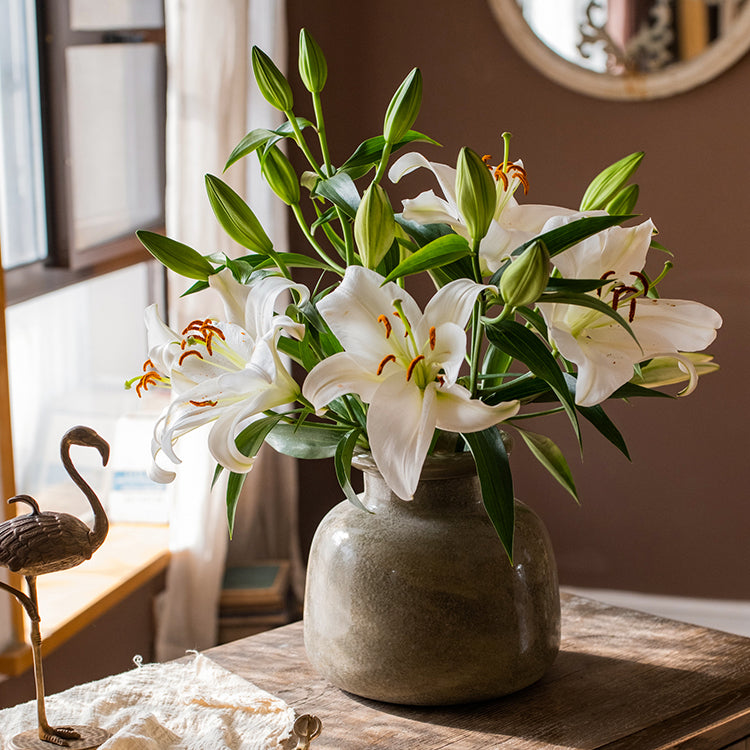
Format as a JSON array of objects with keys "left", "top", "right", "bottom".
[{"left": 488, "top": 0, "right": 750, "bottom": 99}]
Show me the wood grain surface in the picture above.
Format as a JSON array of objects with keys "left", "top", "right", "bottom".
[{"left": 206, "top": 593, "right": 750, "bottom": 749}]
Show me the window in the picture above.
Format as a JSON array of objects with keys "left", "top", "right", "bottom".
[
  {"left": 0, "top": 0, "right": 169, "bottom": 660},
  {"left": 2, "top": 0, "right": 166, "bottom": 302}
]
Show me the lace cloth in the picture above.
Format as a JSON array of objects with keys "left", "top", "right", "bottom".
[{"left": 0, "top": 653, "right": 295, "bottom": 749}]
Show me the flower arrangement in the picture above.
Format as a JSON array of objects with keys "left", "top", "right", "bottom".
[{"left": 129, "top": 30, "right": 721, "bottom": 560}]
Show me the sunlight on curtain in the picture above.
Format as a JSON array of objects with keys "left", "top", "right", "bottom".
[{"left": 157, "top": 0, "right": 299, "bottom": 661}]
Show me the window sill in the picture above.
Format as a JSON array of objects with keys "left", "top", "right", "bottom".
[{"left": 0, "top": 523, "right": 170, "bottom": 677}]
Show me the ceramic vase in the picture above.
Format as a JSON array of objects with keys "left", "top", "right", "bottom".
[{"left": 303, "top": 451, "right": 560, "bottom": 705}]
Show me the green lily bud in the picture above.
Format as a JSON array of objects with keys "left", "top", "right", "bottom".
[
  {"left": 500, "top": 240, "right": 550, "bottom": 309},
  {"left": 605, "top": 183, "right": 639, "bottom": 215},
  {"left": 261, "top": 145, "right": 300, "bottom": 205},
  {"left": 579, "top": 151, "right": 644, "bottom": 211},
  {"left": 455, "top": 147, "right": 496, "bottom": 243},
  {"left": 383, "top": 68, "right": 422, "bottom": 145},
  {"left": 355, "top": 184, "right": 395, "bottom": 269},
  {"left": 252, "top": 46, "right": 293, "bottom": 112},
  {"left": 299, "top": 29, "right": 327, "bottom": 94}
]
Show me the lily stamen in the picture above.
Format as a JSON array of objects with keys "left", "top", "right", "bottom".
[
  {"left": 376, "top": 354, "right": 397, "bottom": 376},
  {"left": 406, "top": 355, "right": 425, "bottom": 382},
  {"left": 181, "top": 320, "right": 205, "bottom": 336},
  {"left": 378, "top": 314, "right": 392, "bottom": 338},
  {"left": 189, "top": 399, "right": 218, "bottom": 408},
  {"left": 429, "top": 326, "right": 436, "bottom": 351},
  {"left": 630, "top": 271, "right": 650, "bottom": 295},
  {"left": 507, "top": 164, "right": 529, "bottom": 194},
  {"left": 598, "top": 270, "right": 617, "bottom": 297},
  {"left": 179, "top": 349, "right": 204, "bottom": 365}
]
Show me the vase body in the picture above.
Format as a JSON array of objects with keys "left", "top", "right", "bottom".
[{"left": 303, "top": 452, "right": 560, "bottom": 705}]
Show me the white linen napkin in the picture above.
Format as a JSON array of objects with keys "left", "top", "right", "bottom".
[{"left": 0, "top": 653, "right": 295, "bottom": 750}]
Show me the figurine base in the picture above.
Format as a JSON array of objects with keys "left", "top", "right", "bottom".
[{"left": 9, "top": 726, "right": 111, "bottom": 749}]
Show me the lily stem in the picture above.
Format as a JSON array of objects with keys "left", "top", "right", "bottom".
[
  {"left": 285, "top": 109, "right": 324, "bottom": 179},
  {"left": 292, "top": 204, "right": 345, "bottom": 275}
]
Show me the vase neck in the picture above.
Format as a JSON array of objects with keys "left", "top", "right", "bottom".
[{"left": 357, "top": 452, "right": 483, "bottom": 511}]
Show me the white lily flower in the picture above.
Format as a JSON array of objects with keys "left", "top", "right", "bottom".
[
  {"left": 537, "top": 218, "right": 723, "bottom": 407},
  {"left": 302, "top": 266, "right": 519, "bottom": 500},
  {"left": 389, "top": 151, "right": 578, "bottom": 274},
  {"left": 135, "top": 274, "right": 306, "bottom": 483}
]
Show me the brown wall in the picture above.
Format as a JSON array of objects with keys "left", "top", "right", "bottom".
[{"left": 288, "top": 1, "right": 750, "bottom": 599}]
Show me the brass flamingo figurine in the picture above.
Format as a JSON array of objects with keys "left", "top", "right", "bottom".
[{"left": 0, "top": 426, "right": 112, "bottom": 749}]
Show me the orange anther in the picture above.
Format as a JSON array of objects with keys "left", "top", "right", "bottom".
[
  {"left": 179, "top": 349, "right": 204, "bottom": 365},
  {"left": 406, "top": 355, "right": 425, "bottom": 382},
  {"left": 376, "top": 354, "right": 396, "bottom": 376},
  {"left": 201, "top": 322, "right": 225, "bottom": 340},
  {"left": 189, "top": 399, "right": 218, "bottom": 407},
  {"left": 429, "top": 326, "right": 436, "bottom": 350},
  {"left": 181, "top": 319, "right": 204, "bottom": 335},
  {"left": 378, "top": 314, "right": 392, "bottom": 339}
]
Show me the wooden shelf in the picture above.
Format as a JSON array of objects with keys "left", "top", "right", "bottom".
[{"left": 0, "top": 523, "right": 169, "bottom": 676}]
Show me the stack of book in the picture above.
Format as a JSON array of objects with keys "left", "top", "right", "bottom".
[{"left": 217, "top": 560, "right": 293, "bottom": 643}]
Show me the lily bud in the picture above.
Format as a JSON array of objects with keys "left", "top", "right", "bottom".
[
  {"left": 355, "top": 184, "right": 395, "bottom": 269},
  {"left": 252, "top": 46, "right": 293, "bottom": 112},
  {"left": 455, "top": 147, "right": 496, "bottom": 243},
  {"left": 299, "top": 29, "right": 327, "bottom": 94},
  {"left": 261, "top": 145, "right": 300, "bottom": 205},
  {"left": 605, "top": 183, "right": 639, "bottom": 215},
  {"left": 500, "top": 240, "right": 550, "bottom": 309},
  {"left": 383, "top": 68, "right": 422, "bottom": 145}
]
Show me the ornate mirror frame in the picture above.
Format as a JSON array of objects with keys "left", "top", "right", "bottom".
[{"left": 487, "top": 0, "right": 750, "bottom": 100}]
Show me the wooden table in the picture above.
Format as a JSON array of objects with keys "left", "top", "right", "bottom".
[{"left": 205, "top": 593, "right": 750, "bottom": 749}]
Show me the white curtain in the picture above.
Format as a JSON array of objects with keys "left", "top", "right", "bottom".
[{"left": 156, "top": 0, "right": 302, "bottom": 662}]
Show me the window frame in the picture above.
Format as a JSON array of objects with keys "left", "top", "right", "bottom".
[{"left": 34, "top": 0, "right": 166, "bottom": 274}]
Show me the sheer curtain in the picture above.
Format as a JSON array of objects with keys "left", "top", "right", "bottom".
[{"left": 156, "top": 0, "right": 302, "bottom": 662}]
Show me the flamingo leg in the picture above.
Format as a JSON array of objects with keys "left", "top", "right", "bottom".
[{"left": 25, "top": 576, "right": 81, "bottom": 746}]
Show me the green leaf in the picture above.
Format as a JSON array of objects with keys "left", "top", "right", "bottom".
[
  {"left": 482, "top": 343, "right": 512, "bottom": 381},
  {"left": 224, "top": 118, "right": 314, "bottom": 172},
  {"left": 224, "top": 128, "right": 275, "bottom": 171},
  {"left": 253, "top": 252, "right": 333, "bottom": 272},
  {"left": 265, "top": 422, "right": 350, "bottom": 459},
  {"left": 334, "top": 429, "right": 369, "bottom": 512},
  {"left": 382, "top": 234, "right": 470, "bottom": 283},
  {"left": 340, "top": 130, "right": 439, "bottom": 174},
  {"left": 225, "top": 472, "right": 247, "bottom": 537},
  {"left": 483, "top": 375, "right": 553, "bottom": 404},
  {"left": 610, "top": 381, "right": 673, "bottom": 399},
  {"left": 205, "top": 174, "right": 274, "bottom": 253},
  {"left": 514, "top": 425, "right": 578, "bottom": 502},
  {"left": 136, "top": 230, "right": 214, "bottom": 280},
  {"left": 545, "top": 277, "right": 608, "bottom": 294},
  {"left": 485, "top": 319, "right": 581, "bottom": 446},
  {"left": 564, "top": 374, "right": 630, "bottom": 459},
  {"left": 462, "top": 428, "right": 514, "bottom": 562},
  {"left": 180, "top": 279, "right": 210, "bottom": 297},
  {"left": 235, "top": 414, "right": 285, "bottom": 461},
  {"left": 312, "top": 171, "right": 361, "bottom": 217},
  {"left": 580, "top": 152, "right": 644, "bottom": 211}
]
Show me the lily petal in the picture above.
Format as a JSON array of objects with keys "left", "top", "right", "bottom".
[
  {"left": 302, "top": 351, "right": 382, "bottom": 410},
  {"left": 433, "top": 383, "right": 520, "bottom": 432},
  {"left": 367, "top": 372, "right": 437, "bottom": 500}
]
